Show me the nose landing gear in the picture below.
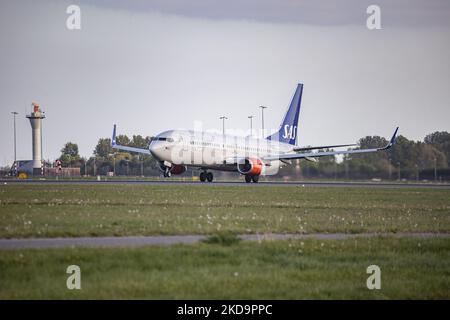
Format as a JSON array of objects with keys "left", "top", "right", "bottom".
[
  {"left": 163, "top": 167, "right": 171, "bottom": 177},
  {"left": 160, "top": 162, "right": 172, "bottom": 177}
]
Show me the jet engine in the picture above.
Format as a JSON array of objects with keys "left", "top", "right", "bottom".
[
  {"left": 159, "top": 162, "right": 186, "bottom": 175},
  {"left": 169, "top": 164, "right": 187, "bottom": 175},
  {"left": 237, "top": 158, "right": 263, "bottom": 175}
]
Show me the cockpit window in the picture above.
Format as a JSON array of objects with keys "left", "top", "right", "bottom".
[{"left": 154, "top": 137, "right": 174, "bottom": 142}]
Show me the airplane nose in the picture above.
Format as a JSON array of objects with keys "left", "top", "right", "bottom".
[
  {"left": 149, "top": 141, "right": 166, "bottom": 160},
  {"left": 149, "top": 141, "right": 158, "bottom": 158}
]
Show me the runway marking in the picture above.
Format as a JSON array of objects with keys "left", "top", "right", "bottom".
[{"left": 0, "top": 233, "right": 448, "bottom": 250}]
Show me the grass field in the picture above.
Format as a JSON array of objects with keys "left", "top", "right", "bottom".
[
  {"left": 0, "top": 237, "right": 448, "bottom": 299},
  {"left": 1, "top": 184, "right": 449, "bottom": 299},
  {"left": 0, "top": 184, "right": 449, "bottom": 238}
]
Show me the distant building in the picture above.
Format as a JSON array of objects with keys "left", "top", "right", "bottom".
[{"left": 8, "top": 160, "right": 80, "bottom": 178}]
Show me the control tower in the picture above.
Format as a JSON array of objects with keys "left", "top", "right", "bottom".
[{"left": 26, "top": 103, "right": 45, "bottom": 175}]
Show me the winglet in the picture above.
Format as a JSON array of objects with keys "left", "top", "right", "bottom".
[
  {"left": 380, "top": 127, "right": 399, "bottom": 150},
  {"left": 112, "top": 124, "right": 117, "bottom": 146},
  {"left": 390, "top": 127, "right": 399, "bottom": 145}
]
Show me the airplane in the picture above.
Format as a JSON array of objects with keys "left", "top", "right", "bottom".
[{"left": 112, "top": 83, "right": 398, "bottom": 183}]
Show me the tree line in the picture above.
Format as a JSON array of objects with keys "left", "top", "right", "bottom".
[
  {"left": 279, "top": 131, "right": 450, "bottom": 181},
  {"left": 57, "top": 134, "right": 160, "bottom": 176},
  {"left": 57, "top": 131, "right": 450, "bottom": 181}
]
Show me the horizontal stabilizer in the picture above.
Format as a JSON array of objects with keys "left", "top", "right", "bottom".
[{"left": 264, "top": 127, "right": 399, "bottom": 161}]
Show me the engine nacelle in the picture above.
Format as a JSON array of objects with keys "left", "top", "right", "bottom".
[
  {"left": 237, "top": 158, "right": 263, "bottom": 176},
  {"left": 169, "top": 164, "right": 187, "bottom": 175}
]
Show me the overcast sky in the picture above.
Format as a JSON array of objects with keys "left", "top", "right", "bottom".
[{"left": 0, "top": 0, "right": 449, "bottom": 165}]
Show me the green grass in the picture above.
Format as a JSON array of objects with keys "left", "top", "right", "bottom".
[
  {"left": 202, "top": 232, "right": 241, "bottom": 246},
  {"left": 0, "top": 237, "right": 448, "bottom": 299},
  {"left": 0, "top": 185, "right": 449, "bottom": 238}
]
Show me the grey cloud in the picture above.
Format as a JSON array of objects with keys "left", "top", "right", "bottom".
[
  {"left": 0, "top": 0, "right": 449, "bottom": 165},
  {"left": 82, "top": 0, "right": 450, "bottom": 27}
]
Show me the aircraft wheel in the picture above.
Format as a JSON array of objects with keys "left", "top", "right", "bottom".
[
  {"left": 200, "top": 172, "right": 206, "bottom": 182},
  {"left": 251, "top": 175, "right": 259, "bottom": 183},
  {"left": 206, "top": 172, "right": 213, "bottom": 182},
  {"left": 244, "top": 175, "right": 252, "bottom": 183}
]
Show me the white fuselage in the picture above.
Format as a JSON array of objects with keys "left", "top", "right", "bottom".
[{"left": 149, "top": 130, "right": 293, "bottom": 175}]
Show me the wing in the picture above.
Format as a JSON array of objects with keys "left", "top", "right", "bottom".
[
  {"left": 293, "top": 143, "right": 357, "bottom": 152},
  {"left": 263, "top": 127, "right": 399, "bottom": 161},
  {"left": 111, "top": 124, "right": 152, "bottom": 155}
]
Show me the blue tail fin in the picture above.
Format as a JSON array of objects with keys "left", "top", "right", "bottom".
[{"left": 266, "top": 83, "right": 303, "bottom": 145}]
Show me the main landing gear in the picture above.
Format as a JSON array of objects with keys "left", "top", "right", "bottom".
[
  {"left": 244, "top": 174, "right": 259, "bottom": 183},
  {"left": 199, "top": 171, "right": 213, "bottom": 182}
]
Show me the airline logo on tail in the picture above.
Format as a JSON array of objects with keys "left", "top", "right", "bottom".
[
  {"left": 267, "top": 83, "right": 303, "bottom": 145},
  {"left": 282, "top": 125, "right": 297, "bottom": 140}
]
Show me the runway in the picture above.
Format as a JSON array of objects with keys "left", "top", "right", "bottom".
[
  {"left": 0, "top": 233, "right": 448, "bottom": 250},
  {"left": 1, "top": 179, "right": 450, "bottom": 188}
]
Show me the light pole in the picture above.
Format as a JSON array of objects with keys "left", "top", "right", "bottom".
[
  {"left": 259, "top": 106, "right": 267, "bottom": 138},
  {"left": 345, "top": 160, "right": 349, "bottom": 180},
  {"left": 11, "top": 111, "right": 18, "bottom": 165},
  {"left": 219, "top": 116, "right": 228, "bottom": 137},
  {"left": 220, "top": 116, "right": 228, "bottom": 163},
  {"left": 397, "top": 162, "right": 401, "bottom": 181},
  {"left": 434, "top": 157, "right": 437, "bottom": 182},
  {"left": 109, "top": 153, "right": 116, "bottom": 176},
  {"left": 388, "top": 157, "right": 392, "bottom": 180},
  {"left": 334, "top": 161, "right": 337, "bottom": 180},
  {"left": 248, "top": 115, "right": 254, "bottom": 136},
  {"left": 140, "top": 155, "right": 144, "bottom": 177}
]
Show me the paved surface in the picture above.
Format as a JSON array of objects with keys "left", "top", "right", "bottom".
[
  {"left": 0, "top": 233, "right": 448, "bottom": 250},
  {"left": 1, "top": 179, "right": 449, "bottom": 188}
]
